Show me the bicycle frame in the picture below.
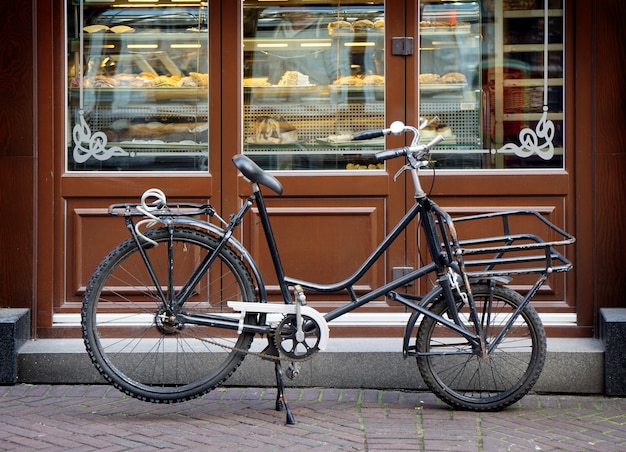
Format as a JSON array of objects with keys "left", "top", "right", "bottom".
[{"left": 120, "top": 180, "right": 487, "bottom": 352}]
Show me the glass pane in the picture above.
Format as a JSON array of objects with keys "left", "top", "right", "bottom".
[
  {"left": 419, "top": 0, "right": 564, "bottom": 170},
  {"left": 66, "top": 1, "right": 209, "bottom": 172},
  {"left": 243, "top": 1, "right": 385, "bottom": 171}
]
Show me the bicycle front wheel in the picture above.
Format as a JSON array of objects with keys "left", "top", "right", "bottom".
[
  {"left": 82, "top": 227, "right": 258, "bottom": 403},
  {"left": 416, "top": 283, "right": 546, "bottom": 411}
]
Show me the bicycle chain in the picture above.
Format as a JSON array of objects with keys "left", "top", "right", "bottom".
[{"left": 178, "top": 318, "right": 319, "bottom": 363}]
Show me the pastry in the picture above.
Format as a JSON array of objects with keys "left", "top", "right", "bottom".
[
  {"left": 110, "top": 25, "right": 135, "bottom": 34},
  {"left": 333, "top": 75, "right": 363, "bottom": 86},
  {"left": 351, "top": 19, "right": 374, "bottom": 31},
  {"left": 328, "top": 20, "right": 353, "bottom": 36},
  {"left": 188, "top": 72, "right": 208, "bottom": 87},
  {"left": 440, "top": 72, "right": 467, "bottom": 83},
  {"left": 277, "top": 71, "right": 310, "bottom": 86},
  {"left": 83, "top": 24, "right": 108, "bottom": 33},
  {"left": 251, "top": 116, "right": 298, "bottom": 144},
  {"left": 373, "top": 19, "right": 385, "bottom": 29},
  {"left": 419, "top": 73, "right": 440, "bottom": 84},
  {"left": 362, "top": 75, "right": 384, "bottom": 85}
]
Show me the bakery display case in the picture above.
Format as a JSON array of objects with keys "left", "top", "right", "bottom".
[
  {"left": 484, "top": 0, "right": 564, "bottom": 169},
  {"left": 418, "top": 1, "right": 483, "bottom": 169},
  {"left": 242, "top": 2, "right": 386, "bottom": 170},
  {"left": 67, "top": 0, "right": 209, "bottom": 172}
]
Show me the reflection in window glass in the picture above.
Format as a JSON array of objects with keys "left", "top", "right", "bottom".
[
  {"left": 66, "top": 2, "right": 209, "bottom": 172},
  {"left": 243, "top": 2, "right": 386, "bottom": 171},
  {"left": 418, "top": 0, "right": 564, "bottom": 170}
]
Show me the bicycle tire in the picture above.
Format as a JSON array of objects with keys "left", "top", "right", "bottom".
[
  {"left": 81, "top": 227, "right": 258, "bottom": 403},
  {"left": 416, "top": 283, "right": 546, "bottom": 411}
]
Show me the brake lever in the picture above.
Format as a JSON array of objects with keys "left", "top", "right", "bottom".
[{"left": 393, "top": 164, "right": 412, "bottom": 182}]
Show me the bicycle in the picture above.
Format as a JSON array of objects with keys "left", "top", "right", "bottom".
[{"left": 81, "top": 121, "right": 575, "bottom": 424}]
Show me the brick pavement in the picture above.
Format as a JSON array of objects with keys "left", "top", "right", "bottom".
[{"left": 0, "top": 384, "right": 625, "bottom": 451}]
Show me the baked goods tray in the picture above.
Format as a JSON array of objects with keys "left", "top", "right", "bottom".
[
  {"left": 110, "top": 142, "right": 206, "bottom": 155},
  {"left": 420, "top": 83, "right": 467, "bottom": 92},
  {"left": 70, "top": 87, "right": 208, "bottom": 100},
  {"left": 419, "top": 134, "right": 457, "bottom": 145},
  {"left": 420, "top": 25, "right": 471, "bottom": 35},
  {"left": 245, "top": 86, "right": 327, "bottom": 99},
  {"left": 446, "top": 210, "right": 575, "bottom": 278},
  {"left": 330, "top": 85, "right": 384, "bottom": 101}
]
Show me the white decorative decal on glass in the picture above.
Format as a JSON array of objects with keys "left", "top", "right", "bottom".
[
  {"left": 72, "top": 112, "right": 130, "bottom": 163},
  {"left": 72, "top": 0, "right": 128, "bottom": 164},
  {"left": 498, "top": 1, "right": 555, "bottom": 160},
  {"left": 500, "top": 106, "right": 554, "bottom": 160}
]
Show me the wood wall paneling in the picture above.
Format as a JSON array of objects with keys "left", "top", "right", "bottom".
[
  {"left": 0, "top": 1, "right": 34, "bottom": 313},
  {"left": 594, "top": 0, "right": 626, "bottom": 310},
  {"left": 245, "top": 198, "right": 387, "bottom": 309}
]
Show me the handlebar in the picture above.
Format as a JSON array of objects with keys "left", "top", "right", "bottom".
[
  {"left": 352, "top": 121, "right": 444, "bottom": 164},
  {"left": 374, "top": 135, "right": 444, "bottom": 163}
]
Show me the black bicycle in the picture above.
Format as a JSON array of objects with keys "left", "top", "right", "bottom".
[{"left": 81, "top": 121, "right": 575, "bottom": 424}]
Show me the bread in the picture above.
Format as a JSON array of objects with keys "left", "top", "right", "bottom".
[
  {"left": 362, "top": 75, "right": 384, "bottom": 85},
  {"left": 110, "top": 25, "right": 135, "bottom": 34},
  {"left": 440, "top": 72, "right": 467, "bottom": 83},
  {"left": 251, "top": 116, "right": 298, "bottom": 144},
  {"left": 352, "top": 19, "right": 374, "bottom": 31},
  {"left": 83, "top": 25, "right": 108, "bottom": 33},
  {"left": 419, "top": 73, "right": 440, "bottom": 84},
  {"left": 333, "top": 75, "right": 363, "bottom": 86},
  {"left": 328, "top": 20, "right": 353, "bottom": 36}
]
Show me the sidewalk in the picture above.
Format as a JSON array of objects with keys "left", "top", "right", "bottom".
[{"left": 1, "top": 385, "right": 625, "bottom": 451}]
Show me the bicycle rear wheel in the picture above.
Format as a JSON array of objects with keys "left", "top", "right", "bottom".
[
  {"left": 416, "top": 283, "right": 546, "bottom": 411},
  {"left": 82, "top": 227, "right": 258, "bottom": 403}
]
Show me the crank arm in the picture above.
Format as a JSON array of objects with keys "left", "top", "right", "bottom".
[{"left": 228, "top": 302, "right": 330, "bottom": 351}]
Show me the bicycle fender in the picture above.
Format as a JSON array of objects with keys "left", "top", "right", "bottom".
[
  {"left": 402, "top": 286, "right": 443, "bottom": 359},
  {"left": 168, "top": 217, "right": 268, "bottom": 302},
  {"left": 228, "top": 302, "right": 330, "bottom": 351}
]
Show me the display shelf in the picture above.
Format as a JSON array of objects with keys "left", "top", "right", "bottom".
[
  {"left": 419, "top": 1, "right": 482, "bottom": 169},
  {"left": 67, "top": 0, "right": 209, "bottom": 172}
]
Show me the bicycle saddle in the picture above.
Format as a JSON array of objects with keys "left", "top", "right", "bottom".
[{"left": 232, "top": 154, "right": 284, "bottom": 195}]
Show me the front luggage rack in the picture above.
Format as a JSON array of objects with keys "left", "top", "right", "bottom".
[{"left": 446, "top": 210, "right": 575, "bottom": 278}]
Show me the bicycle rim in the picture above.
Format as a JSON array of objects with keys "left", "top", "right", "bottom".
[
  {"left": 416, "top": 283, "right": 546, "bottom": 411},
  {"left": 81, "top": 227, "right": 258, "bottom": 403}
]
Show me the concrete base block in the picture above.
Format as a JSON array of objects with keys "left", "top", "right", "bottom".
[
  {"left": 0, "top": 309, "right": 30, "bottom": 384},
  {"left": 600, "top": 308, "right": 626, "bottom": 396},
  {"left": 18, "top": 337, "right": 604, "bottom": 394}
]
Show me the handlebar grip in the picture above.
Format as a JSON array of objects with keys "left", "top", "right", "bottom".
[
  {"left": 353, "top": 129, "right": 385, "bottom": 141},
  {"left": 427, "top": 134, "right": 445, "bottom": 148},
  {"left": 373, "top": 147, "right": 407, "bottom": 163}
]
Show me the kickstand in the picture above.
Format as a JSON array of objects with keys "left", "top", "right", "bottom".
[{"left": 274, "top": 361, "right": 296, "bottom": 425}]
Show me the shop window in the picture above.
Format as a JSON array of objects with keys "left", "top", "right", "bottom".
[
  {"left": 243, "top": 1, "right": 386, "bottom": 171},
  {"left": 422, "top": 0, "right": 564, "bottom": 169},
  {"left": 66, "top": 1, "right": 209, "bottom": 172},
  {"left": 242, "top": 0, "right": 564, "bottom": 171}
]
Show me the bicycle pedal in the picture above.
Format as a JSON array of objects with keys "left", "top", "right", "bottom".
[{"left": 286, "top": 362, "right": 301, "bottom": 380}]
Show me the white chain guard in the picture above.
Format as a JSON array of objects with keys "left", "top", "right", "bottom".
[{"left": 227, "top": 302, "right": 330, "bottom": 351}]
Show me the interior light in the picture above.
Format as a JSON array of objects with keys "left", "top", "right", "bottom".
[
  {"left": 258, "top": 43, "right": 289, "bottom": 48},
  {"left": 128, "top": 44, "right": 159, "bottom": 49},
  {"left": 300, "top": 43, "right": 332, "bottom": 48},
  {"left": 171, "top": 44, "right": 202, "bottom": 49}
]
